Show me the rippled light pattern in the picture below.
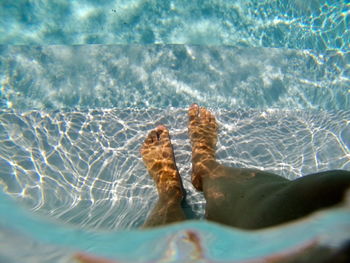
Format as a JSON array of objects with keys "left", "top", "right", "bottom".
[
  {"left": 0, "top": 0, "right": 349, "bottom": 51},
  {"left": 1, "top": 108, "right": 349, "bottom": 230},
  {"left": 1, "top": 0, "right": 350, "bottom": 262},
  {"left": 1, "top": 45, "right": 349, "bottom": 110}
]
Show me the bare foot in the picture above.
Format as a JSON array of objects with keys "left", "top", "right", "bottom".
[
  {"left": 188, "top": 104, "right": 218, "bottom": 191},
  {"left": 140, "top": 125, "right": 184, "bottom": 200}
]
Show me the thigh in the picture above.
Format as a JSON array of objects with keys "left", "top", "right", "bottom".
[
  {"left": 202, "top": 167, "right": 291, "bottom": 228},
  {"left": 204, "top": 169, "right": 350, "bottom": 229},
  {"left": 283, "top": 170, "right": 350, "bottom": 212}
]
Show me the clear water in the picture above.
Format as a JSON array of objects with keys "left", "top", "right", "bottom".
[
  {"left": 1, "top": 45, "right": 349, "bottom": 110},
  {"left": 1, "top": 1, "right": 350, "bottom": 262},
  {"left": 0, "top": 0, "right": 349, "bottom": 50},
  {"left": 1, "top": 108, "right": 349, "bottom": 230}
]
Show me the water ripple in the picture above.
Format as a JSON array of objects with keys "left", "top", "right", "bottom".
[
  {"left": 0, "top": 108, "right": 349, "bottom": 230},
  {"left": 1, "top": 45, "right": 349, "bottom": 110},
  {"left": 0, "top": 0, "right": 348, "bottom": 51}
]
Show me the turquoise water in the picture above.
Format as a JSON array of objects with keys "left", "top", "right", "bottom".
[
  {"left": 1, "top": 45, "right": 349, "bottom": 110},
  {"left": 0, "top": 0, "right": 349, "bottom": 50},
  {"left": 1, "top": 1, "right": 350, "bottom": 262},
  {"left": 1, "top": 189, "right": 350, "bottom": 262}
]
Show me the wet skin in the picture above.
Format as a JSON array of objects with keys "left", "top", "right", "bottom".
[
  {"left": 141, "top": 104, "right": 350, "bottom": 229},
  {"left": 140, "top": 125, "right": 186, "bottom": 227}
]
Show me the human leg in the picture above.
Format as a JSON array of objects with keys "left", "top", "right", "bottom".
[
  {"left": 140, "top": 125, "right": 186, "bottom": 227},
  {"left": 278, "top": 170, "right": 350, "bottom": 215},
  {"left": 187, "top": 104, "right": 350, "bottom": 229},
  {"left": 187, "top": 104, "right": 292, "bottom": 228}
]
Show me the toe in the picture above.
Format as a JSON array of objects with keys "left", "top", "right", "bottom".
[
  {"left": 156, "top": 125, "right": 170, "bottom": 142},
  {"left": 199, "top": 107, "right": 208, "bottom": 120},
  {"left": 144, "top": 133, "right": 153, "bottom": 145},
  {"left": 188, "top": 104, "right": 199, "bottom": 122},
  {"left": 141, "top": 129, "right": 157, "bottom": 154},
  {"left": 143, "top": 130, "right": 158, "bottom": 145},
  {"left": 208, "top": 110, "right": 216, "bottom": 123},
  {"left": 199, "top": 107, "right": 216, "bottom": 125},
  {"left": 149, "top": 130, "right": 159, "bottom": 142}
]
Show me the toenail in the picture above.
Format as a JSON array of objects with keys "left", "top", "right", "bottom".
[{"left": 157, "top": 125, "right": 166, "bottom": 130}]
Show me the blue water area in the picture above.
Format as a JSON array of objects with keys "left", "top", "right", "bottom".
[
  {"left": 0, "top": 108, "right": 349, "bottom": 230},
  {"left": 1, "top": 45, "right": 349, "bottom": 110},
  {"left": 1, "top": 0, "right": 350, "bottom": 262},
  {"left": 1, "top": 189, "right": 350, "bottom": 263},
  {"left": 0, "top": 0, "right": 349, "bottom": 51},
  {"left": 1, "top": 107, "right": 350, "bottom": 262}
]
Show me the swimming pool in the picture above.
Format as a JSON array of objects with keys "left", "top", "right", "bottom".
[
  {"left": 1, "top": 0, "right": 349, "bottom": 50},
  {"left": 0, "top": 1, "right": 350, "bottom": 262}
]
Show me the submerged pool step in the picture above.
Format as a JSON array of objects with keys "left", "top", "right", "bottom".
[
  {"left": 1, "top": 45, "right": 349, "bottom": 110},
  {"left": 0, "top": 108, "right": 349, "bottom": 230}
]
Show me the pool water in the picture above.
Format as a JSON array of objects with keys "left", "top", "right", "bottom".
[
  {"left": 1, "top": 45, "right": 349, "bottom": 110},
  {"left": 0, "top": 0, "right": 349, "bottom": 50},
  {"left": 0, "top": 1, "right": 350, "bottom": 262}
]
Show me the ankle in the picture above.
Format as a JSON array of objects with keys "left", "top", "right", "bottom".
[
  {"left": 191, "top": 148, "right": 216, "bottom": 164},
  {"left": 155, "top": 170, "right": 184, "bottom": 197},
  {"left": 192, "top": 159, "right": 219, "bottom": 176},
  {"left": 156, "top": 169, "right": 179, "bottom": 184},
  {"left": 157, "top": 185, "right": 184, "bottom": 202}
]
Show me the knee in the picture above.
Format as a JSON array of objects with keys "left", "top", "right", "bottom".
[
  {"left": 308, "top": 171, "right": 350, "bottom": 203},
  {"left": 319, "top": 170, "right": 350, "bottom": 189},
  {"left": 317, "top": 170, "right": 350, "bottom": 179},
  {"left": 291, "top": 171, "right": 350, "bottom": 205}
]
